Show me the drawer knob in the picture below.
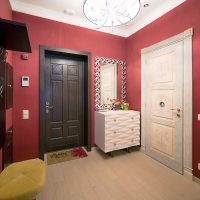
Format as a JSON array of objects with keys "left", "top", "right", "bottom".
[
  {"left": 114, "top": 119, "right": 116, "bottom": 122},
  {"left": 131, "top": 129, "right": 134, "bottom": 131},
  {"left": 114, "top": 143, "right": 116, "bottom": 146},
  {"left": 131, "top": 117, "right": 134, "bottom": 120},
  {"left": 114, "top": 131, "right": 116, "bottom": 134}
]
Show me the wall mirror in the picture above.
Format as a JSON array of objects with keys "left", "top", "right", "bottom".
[{"left": 95, "top": 56, "right": 126, "bottom": 110}]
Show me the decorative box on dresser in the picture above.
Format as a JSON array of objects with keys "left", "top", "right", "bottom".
[{"left": 95, "top": 110, "right": 140, "bottom": 153}]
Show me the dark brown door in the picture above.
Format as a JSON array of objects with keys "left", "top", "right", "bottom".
[
  {"left": 0, "top": 61, "right": 6, "bottom": 148},
  {"left": 45, "top": 55, "right": 84, "bottom": 152},
  {"left": 6, "top": 63, "right": 13, "bottom": 109}
]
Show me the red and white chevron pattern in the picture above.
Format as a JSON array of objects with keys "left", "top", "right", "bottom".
[{"left": 94, "top": 56, "right": 126, "bottom": 111}]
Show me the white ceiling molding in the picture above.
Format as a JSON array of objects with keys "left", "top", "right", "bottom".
[
  {"left": 9, "top": 0, "right": 123, "bottom": 37},
  {"left": 10, "top": 0, "right": 186, "bottom": 38},
  {"left": 125, "top": 0, "right": 187, "bottom": 36}
]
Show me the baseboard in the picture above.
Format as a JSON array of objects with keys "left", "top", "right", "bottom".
[
  {"left": 140, "top": 145, "right": 145, "bottom": 153},
  {"left": 184, "top": 167, "right": 193, "bottom": 180},
  {"left": 193, "top": 176, "right": 200, "bottom": 184},
  {"left": 91, "top": 146, "right": 97, "bottom": 151},
  {"left": 43, "top": 153, "right": 47, "bottom": 164}
]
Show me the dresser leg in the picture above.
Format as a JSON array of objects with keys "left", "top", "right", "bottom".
[
  {"left": 107, "top": 151, "right": 114, "bottom": 157},
  {"left": 123, "top": 148, "right": 131, "bottom": 153}
]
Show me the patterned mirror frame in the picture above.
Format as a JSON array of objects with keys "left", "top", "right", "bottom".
[{"left": 95, "top": 56, "right": 126, "bottom": 111}]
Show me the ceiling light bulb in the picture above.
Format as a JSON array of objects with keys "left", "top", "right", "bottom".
[
  {"left": 63, "top": 9, "right": 75, "bottom": 16},
  {"left": 144, "top": 4, "right": 149, "bottom": 8}
]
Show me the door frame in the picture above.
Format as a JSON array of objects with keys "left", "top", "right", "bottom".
[
  {"left": 39, "top": 45, "right": 92, "bottom": 160},
  {"left": 141, "top": 28, "right": 193, "bottom": 177}
]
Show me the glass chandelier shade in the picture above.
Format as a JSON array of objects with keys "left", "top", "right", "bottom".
[{"left": 83, "top": 0, "right": 141, "bottom": 28}]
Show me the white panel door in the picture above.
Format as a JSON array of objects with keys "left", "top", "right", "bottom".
[{"left": 145, "top": 41, "right": 184, "bottom": 174}]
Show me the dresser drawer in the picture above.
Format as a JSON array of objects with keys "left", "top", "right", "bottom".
[
  {"left": 128, "top": 129, "right": 140, "bottom": 136},
  {"left": 105, "top": 114, "right": 140, "bottom": 129},
  {"left": 105, "top": 126, "right": 135, "bottom": 136},
  {"left": 105, "top": 113, "right": 140, "bottom": 122},
  {"left": 105, "top": 121, "right": 140, "bottom": 133},
  {"left": 105, "top": 139, "right": 131, "bottom": 152},
  {"left": 105, "top": 128, "right": 140, "bottom": 141},
  {"left": 105, "top": 137, "right": 140, "bottom": 152},
  {"left": 128, "top": 138, "right": 140, "bottom": 146}
]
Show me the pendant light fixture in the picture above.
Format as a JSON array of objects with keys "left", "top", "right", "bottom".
[{"left": 83, "top": 0, "right": 141, "bottom": 30}]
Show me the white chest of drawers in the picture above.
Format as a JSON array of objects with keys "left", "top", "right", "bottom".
[{"left": 95, "top": 110, "right": 140, "bottom": 153}]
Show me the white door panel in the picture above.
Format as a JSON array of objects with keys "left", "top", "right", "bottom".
[
  {"left": 151, "top": 122, "right": 176, "bottom": 159},
  {"left": 145, "top": 41, "right": 184, "bottom": 174},
  {"left": 151, "top": 89, "right": 175, "bottom": 119}
]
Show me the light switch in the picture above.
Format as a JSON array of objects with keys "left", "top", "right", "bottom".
[
  {"left": 22, "top": 110, "right": 29, "bottom": 119},
  {"left": 198, "top": 114, "right": 200, "bottom": 121}
]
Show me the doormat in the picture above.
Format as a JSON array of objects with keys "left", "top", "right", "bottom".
[{"left": 47, "top": 147, "right": 88, "bottom": 165}]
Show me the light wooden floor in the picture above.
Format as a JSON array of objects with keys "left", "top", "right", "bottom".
[{"left": 37, "top": 148, "right": 200, "bottom": 200}]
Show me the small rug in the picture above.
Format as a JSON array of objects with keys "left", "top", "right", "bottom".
[{"left": 47, "top": 147, "right": 88, "bottom": 165}]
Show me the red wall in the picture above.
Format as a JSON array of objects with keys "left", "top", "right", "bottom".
[
  {"left": 6, "top": 0, "right": 200, "bottom": 179},
  {"left": 0, "top": 0, "right": 12, "bottom": 24},
  {"left": 126, "top": 0, "right": 200, "bottom": 178},
  {"left": 12, "top": 12, "right": 126, "bottom": 162},
  {"left": 0, "top": 0, "right": 13, "bottom": 172}
]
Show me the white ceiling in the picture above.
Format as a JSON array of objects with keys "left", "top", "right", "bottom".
[{"left": 10, "top": 0, "right": 186, "bottom": 38}]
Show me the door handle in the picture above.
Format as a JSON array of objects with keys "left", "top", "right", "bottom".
[
  {"left": 46, "top": 105, "right": 53, "bottom": 114},
  {"left": 46, "top": 105, "right": 53, "bottom": 109},
  {"left": 46, "top": 101, "right": 53, "bottom": 113},
  {"left": 170, "top": 108, "right": 181, "bottom": 112},
  {"left": 170, "top": 108, "right": 182, "bottom": 118}
]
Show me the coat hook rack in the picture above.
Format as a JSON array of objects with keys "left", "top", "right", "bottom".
[{"left": 0, "top": 18, "right": 31, "bottom": 150}]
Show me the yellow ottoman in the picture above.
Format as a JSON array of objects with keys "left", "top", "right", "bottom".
[{"left": 0, "top": 158, "right": 46, "bottom": 200}]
